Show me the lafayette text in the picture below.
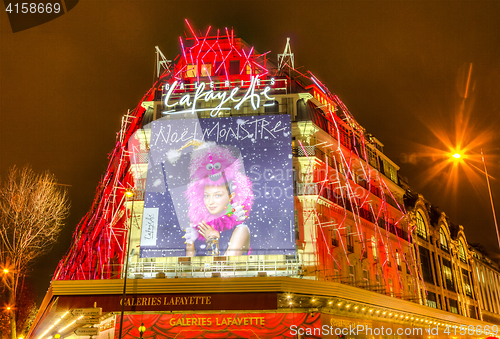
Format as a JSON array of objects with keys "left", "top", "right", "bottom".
[
  {"left": 170, "top": 316, "right": 266, "bottom": 327},
  {"left": 163, "top": 76, "right": 275, "bottom": 117},
  {"left": 120, "top": 296, "right": 212, "bottom": 307}
]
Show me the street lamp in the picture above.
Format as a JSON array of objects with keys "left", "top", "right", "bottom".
[
  {"left": 2, "top": 264, "right": 16, "bottom": 338},
  {"left": 118, "top": 188, "right": 136, "bottom": 339},
  {"left": 451, "top": 148, "right": 500, "bottom": 249},
  {"left": 138, "top": 323, "right": 146, "bottom": 339}
]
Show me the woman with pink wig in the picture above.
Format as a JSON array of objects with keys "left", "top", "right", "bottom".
[{"left": 183, "top": 142, "right": 254, "bottom": 256}]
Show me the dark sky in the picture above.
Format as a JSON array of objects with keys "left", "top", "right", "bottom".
[{"left": 1, "top": 1, "right": 499, "bottom": 303}]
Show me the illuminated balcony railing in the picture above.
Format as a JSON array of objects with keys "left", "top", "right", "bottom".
[
  {"left": 295, "top": 112, "right": 400, "bottom": 185},
  {"left": 292, "top": 146, "right": 338, "bottom": 171},
  {"left": 295, "top": 182, "right": 352, "bottom": 211},
  {"left": 130, "top": 152, "right": 149, "bottom": 164},
  {"left": 359, "top": 208, "right": 374, "bottom": 223},
  {"left": 127, "top": 257, "right": 303, "bottom": 279},
  {"left": 293, "top": 147, "right": 401, "bottom": 207},
  {"left": 295, "top": 182, "right": 408, "bottom": 241}
]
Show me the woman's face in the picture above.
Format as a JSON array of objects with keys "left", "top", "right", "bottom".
[{"left": 203, "top": 185, "right": 234, "bottom": 215}]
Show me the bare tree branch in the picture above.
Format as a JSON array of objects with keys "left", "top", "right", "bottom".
[{"left": 0, "top": 166, "right": 70, "bottom": 339}]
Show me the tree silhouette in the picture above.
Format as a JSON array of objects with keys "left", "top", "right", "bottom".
[{"left": 0, "top": 166, "right": 69, "bottom": 339}]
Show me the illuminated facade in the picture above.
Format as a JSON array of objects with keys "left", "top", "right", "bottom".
[
  {"left": 469, "top": 244, "right": 500, "bottom": 324},
  {"left": 28, "top": 23, "right": 499, "bottom": 339},
  {"left": 404, "top": 193, "right": 480, "bottom": 318}
]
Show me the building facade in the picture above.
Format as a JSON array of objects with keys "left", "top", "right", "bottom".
[
  {"left": 469, "top": 244, "right": 500, "bottom": 324},
  {"left": 28, "top": 24, "right": 500, "bottom": 339}
]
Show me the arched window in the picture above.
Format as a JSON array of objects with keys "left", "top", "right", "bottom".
[
  {"left": 459, "top": 241, "right": 467, "bottom": 263},
  {"left": 439, "top": 228, "right": 448, "bottom": 251},
  {"left": 416, "top": 211, "right": 427, "bottom": 240}
]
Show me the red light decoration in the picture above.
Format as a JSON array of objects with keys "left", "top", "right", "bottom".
[
  {"left": 53, "top": 21, "right": 421, "bottom": 301},
  {"left": 53, "top": 21, "right": 273, "bottom": 281}
]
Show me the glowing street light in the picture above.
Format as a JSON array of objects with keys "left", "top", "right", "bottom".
[{"left": 118, "top": 187, "right": 136, "bottom": 339}]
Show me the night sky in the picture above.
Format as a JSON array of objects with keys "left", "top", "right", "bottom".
[{"left": 1, "top": 1, "right": 499, "bottom": 304}]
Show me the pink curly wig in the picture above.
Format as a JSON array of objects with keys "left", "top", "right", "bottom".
[{"left": 185, "top": 143, "right": 254, "bottom": 240}]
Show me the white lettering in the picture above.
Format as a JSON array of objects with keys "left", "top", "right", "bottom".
[
  {"left": 162, "top": 76, "right": 275, "bottom": 117},
  {"left": 164, "top": 80, "right": 179, "bottom": 107}
]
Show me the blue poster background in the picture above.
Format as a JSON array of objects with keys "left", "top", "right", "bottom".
[{"left": 140, "top": 114, "right": 295, "bottom": 258}]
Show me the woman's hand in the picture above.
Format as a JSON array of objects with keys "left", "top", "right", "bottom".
[{"left": 197, "top": 221, "right": 220, "bottom": 240}]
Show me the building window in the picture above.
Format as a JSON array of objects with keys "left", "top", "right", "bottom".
[
  {"left": 419, "top": 246, "right": 434, "bottom": 284},
  {"left": 408, "top": 280, "right": 413, "bottom": 297},
  {"left": 432, "top": 252, "right": 440, "bottom": 287},
  {"left": 338, "top": 124, "right": 351, "bottom": 149},
  {"left": 426, "top": 292, "right": 438, "bottom": 308},
  {"left": 371, "top": 236, "right": 378, "bottom": 261},
  {"left": 462, "top": 268, "right": 473, "bottom": 298},
  {"left": 331, "top": 224, "right": 339, "bottom": 247},
  {"left": 442, "top": 258, "right": 455, "bottom": 291},
  {"left": 449, "top": 299, "right": 459, "bottom": 314},
  {"left": 186, "top": 64, "right": 198, "bottom": 78},
  {"left": 459, "top": 241, "right": 467, "bottom": 263},
  {"left": 214, "top": 61, "right": 226, "bottom": 76},
  {"left": 184, "top": 63, "right": 212, "bottom": 78},
  {"left": 388, "top": 163, "right": 398, "bottom": 183},
  {"left": 349, "top": 265, "right": 355, "bottom": 284},
  {"left": 367, "top": 146, "right": 378, "bottom": 168},
  {"left": 416, "top": 212, "right": 427, "bottom": 240},
  {"left": 439, "top": 228, "right": 448, "bottom": 251},
  {"left": 346, "top": 226, "right": 354, "bottom": 253},
  {"left": 396, "top": 250, "right": 402, "bottom": 271},
  {"left": 200, "top": 63, "right": 211, "bottom": 77},
  {"left": 468, "top": 304, "right": 477, "bottom": 319},
  {"left": 385, "top": 245, "right": 391, "bottom": 267},
  {"left": 264, "top": 100, "right": 279, "bottom": 113},
  {"left": 229, "top": 60, "right": 240, "bottom": 75}
]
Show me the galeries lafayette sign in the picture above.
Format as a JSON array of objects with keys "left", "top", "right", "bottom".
[
  {"left": 163, "top": 76, "right": 278, "bottom": 117},
  {"left": 55, "top": 292, "right": 277, "bottom": 312}
]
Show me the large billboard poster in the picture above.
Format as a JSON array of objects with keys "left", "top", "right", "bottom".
[{"left": 140, "top": 114, "right": 295, "bottom": 258}]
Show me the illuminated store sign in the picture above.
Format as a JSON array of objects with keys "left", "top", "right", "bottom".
[
  {"left": 163, "top": 76, "right": 277, "bottom": 117},
  {"left": 118, "top": 313, "right": 321, "bottom": 339},
  {"left": 56, "top": 292, "right": 277, "bottom": 312}
]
